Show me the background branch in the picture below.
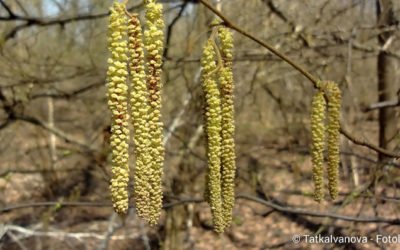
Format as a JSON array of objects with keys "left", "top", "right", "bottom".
[{"left": 1, "top": 194, "right": 399, "bottom": 225}]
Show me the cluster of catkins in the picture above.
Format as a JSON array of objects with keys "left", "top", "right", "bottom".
[
  {"left": 310, "top": 81, "right": 342, "bottom": 202},
  {"left": 106, "top": 0, "right": 339, "bottom": 233},
  {"left": 201, "top": 25, "right": 236, "bottom": 233},
  {"left": 106, "top": 0, "right": 165, "bottom": 225}
]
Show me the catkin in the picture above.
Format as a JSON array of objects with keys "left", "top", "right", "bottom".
[
  {"left": 310, "top": 90, "right": 326, "bottom": 202},
  {"left": 106, "top": 1, "right": 130, "bottom": 214},
  {"left": 218, "top": 26, "right": 236, "bottom": 228},
  {"left": 325, "top": 81, "right": 341, "bottom": 200},
  {"left": 128, "top": 14, "right": 152, "bottom": 221},
  {"left": 201, "top": 39, "right": 224, "bottom": 233},
  {"left": 144, "top": 0, "right": 165, "bottom": 225}
]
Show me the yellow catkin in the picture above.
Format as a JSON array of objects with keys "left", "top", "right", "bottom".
[
  {"left": 218, "top": 26, "right": 236, "bottom": 229},
  {"left": 106, "top": 1, "right": 130, "bottom": 214},
  {"left": 128, "top": 14, "right": 152, "bottom": 221},
  {"left": 201, "top": 39, "right": 224, "bottom": 233},
  {"left": 144, "top": 0, "right": 165, "bottom": 225},
  {"left": 310, "top": 90, "right": 326, "bottom": 202},
  {"left": 325, "top": 81, "right": 341, "bottom": 200}
]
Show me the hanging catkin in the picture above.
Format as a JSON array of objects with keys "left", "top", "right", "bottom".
[
  {"left": 310, "top": 90, "right": 326, "bottom": 202},
  {"left": 218, "top": 26, "right": 236, "bottom": 228},
  {"left": 128, "top": 14, "right": 152, "bottom": 221},
  {"left": 201, "top": 39, "right": 224, "bottom": 233},
  {"left": 106, "top": 1, "right": 130, "bottom": 214},
  {"left": 325, "top": 81, "right": 341, "bottom": 200},
  {"left": 144, "top": 0, "right": 165, "bottom": 225}
]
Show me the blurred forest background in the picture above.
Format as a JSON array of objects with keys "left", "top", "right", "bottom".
[{"left": 1, "top": 0, "right": 400, "bottom": 249}]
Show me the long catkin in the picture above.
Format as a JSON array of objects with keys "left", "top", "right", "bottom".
[
  {"left": 106, "top": 1, "right": 130, "bottom": 214},
  {"left": 310, "top": 90, "right": 326, "bottom": 202},
  {"left": 128, "top": 14, "right": 152, "bottom": 221},
  {"left": 325, "top": 81, "right": 341, "bottom": 200},
  {"left": 218, "top": 26, "right": 236, "bottom": 228},
  {"left": 144, "top": 0, "right": 165, "bottom": 225},
  {"left": 201, "top": 39, "right": 224, "bottom": 233}
]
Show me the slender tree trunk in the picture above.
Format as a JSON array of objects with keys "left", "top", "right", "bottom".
[{"left": 376, "top": 0, "right": 399, "bottom": 161}]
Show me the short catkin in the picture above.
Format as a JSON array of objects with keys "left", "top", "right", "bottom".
[
  {"left": 325, "top": 81, "right": 341, "bottom": 200},
  {"left": 128, "top": 14, "right": 152, "bottom": 221},
  {"left": 106, "top": 1, "right": 130, "bottom": 214},
  {"left": 201, "top": 39, "right": 224, "bottom": 233},
  {"left": 310, "top": 90, "right": 326, "bottom": 202},
  {"left": 144, "top": 0, "right": 165, "bottom": 225},
  {"left": 218, "top": 26, "right": 236, "bottom": 228}
]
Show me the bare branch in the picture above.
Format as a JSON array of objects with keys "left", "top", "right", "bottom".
[
  {"left": 163, "top": 3, "right": 188, "bottom": 59},
  {"left": 365, "top": 99, "right": 400, "bottom": 111},
  {"left": 1, "top": 194, "right": 400, "bottom": 225},
  {"left": 237, "top": 194, "right": 400, "bottom": 224},
  {"left": 0, "top": 0, "right": 16, "bottom": 17},
  {"left": 31, "top": 81, "right": 104, "bottom": 100},
  {"left": 198, "top": 0, "right": 400, "bottom": 159},
  {"left": 1, "top": 3, "right": 142, "bottom": 40},
  {"left": 14, "top": 114, "right": 93, "bottom": 151},
  {"left": 0, "top": 167, "right": 80, "bottom": 178},
  {"left": 96, "top": 213, "right": 122, "bottom": 250},
  {"left": 3, "top": 224, "right": 140, "bottom": 241},
  {"left": 340, "top": 126, "right": 400, "bottom": 159}
]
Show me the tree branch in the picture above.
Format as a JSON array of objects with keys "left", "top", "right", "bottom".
[
  {"left": 0, "top": 0, "right": 197, "bottom": 40},
  {"left": 198, "top": 0, "right": 400, "bottom": 159},
  {"left": 0, "top": 0, "right": 16, "bottom": 18},
  {"left": 364, "top": 99, "right": 400, "bottom": 111},
  {"left": 237, "top": 194, "right": 400, "bottom": 224},
  {"left": 340, "top": 126, "right": 400, "bottom": 159},
  {"left": 1, "top": 3, "right": 143, "bottom": 40},
  {"left": 3, "top": 224, "right": 141, "bottom": 241},
  {"left": 1, "top": 194, "right": 399, "bottom": 225}
]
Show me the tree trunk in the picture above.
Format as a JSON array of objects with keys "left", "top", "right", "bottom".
[{"left": 376, "top": 0, "right": 399, "bottom": 161}]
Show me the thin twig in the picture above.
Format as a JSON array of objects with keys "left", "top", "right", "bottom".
[
  {"left": 138, "top": 219, "right": 151, "bottom": 250},
  {"left": 163, "top": 92, "right": 192, "bottom": 146},
  {"left": 6, "top": 231, "right": 29, "bottom": 250},
  {"left": 0, "top": 201, "right": 109, "bottom": 213},
  {"left": 198, "top": 0, "right": 318, "bottom": 86},
  {"left": 97, "top": 213, "right": 121, "bottom": 250},
  {"left": 14, "top": 114, "right": 93, "bottom": 151},
  {"left": 365, "top": 99, "right": 399, "bottom": 111}
]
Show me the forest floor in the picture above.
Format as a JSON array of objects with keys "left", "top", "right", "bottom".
[{"left": 1, "top": 126, "right": 400, "bottom": 250}]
